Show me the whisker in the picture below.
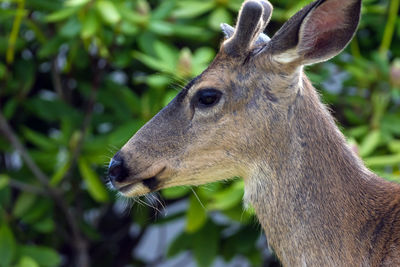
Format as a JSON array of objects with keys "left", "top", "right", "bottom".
[{"left": 191, "top": 187, "right": 206, "bottom": 211}]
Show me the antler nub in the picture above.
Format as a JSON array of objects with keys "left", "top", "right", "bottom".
[{"left": 223, "top": 0, "right": 273, "bottom": 56}]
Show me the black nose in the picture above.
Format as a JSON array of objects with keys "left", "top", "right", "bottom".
[{"left": 108, "top": 152, "right": 129, "bottom": 183}]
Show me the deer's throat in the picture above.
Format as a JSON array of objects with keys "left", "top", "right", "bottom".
[{"left": 244, "top": 89, "right": 374, "bottom": 265}]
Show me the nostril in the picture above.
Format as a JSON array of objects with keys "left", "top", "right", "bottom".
[
  {"left": 109, "top": 161, "right": 122, "bottom": 178},
  {"left": 108, "top": 155, "right": 129, "bottom": 183}
]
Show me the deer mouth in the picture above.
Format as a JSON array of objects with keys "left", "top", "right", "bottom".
[
  {"left": 118, "top": 176, "right": 159, "bottom": 192},
  {"left": 116, "top": 166, "right": 167, "bottom": 196}
]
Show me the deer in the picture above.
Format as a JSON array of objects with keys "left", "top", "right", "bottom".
[{"left": 107, "top": 0, "right": 400, "bottom": 265}]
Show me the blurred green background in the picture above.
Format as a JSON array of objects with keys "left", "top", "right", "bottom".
[{"left": 1, "top": 0, "right": 400, "bottom": 266}]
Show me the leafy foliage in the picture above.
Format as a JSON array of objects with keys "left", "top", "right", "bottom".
[{"left": 0, "top": 0, "right": 399, "bottom": 266}]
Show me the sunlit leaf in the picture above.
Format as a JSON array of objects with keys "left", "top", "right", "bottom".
[
  {"left": 208, "top": 180, "right": 244, "bottom": 211},
  {"left": 16, "top": 256, "right": 39, "bottom": 267},
  {"left": 81, "top": 9, "right": 99, "bottom": 38},
  {"left": 133, "top": 51, "right": 173, "bottom": 73},
  {"left": 359, "top": 129, "right": 381, "bottom": 157},
  {"left": 153, "top": 41, "right": 178, "bottom": 71},
  {"left": 186, "top": 193, "right": 207, "bottom": 233},
  {"left": 96, "top": 0, "right": 121, "bottom": 24},
  {"left": 65, "top": 0, "right": 90, "bottom": 7},
  {"left": 0, "top": 175, "right": 9, "bottom": 191},
  {"left": 173, "top": 1, "right": 214, "bottom": 18},
  {"left": 78, "top": 158, "right": 109, "bottom": 203},
  {"left": 45, "top": 7, "right": 79, "bottom": 22},
  {"left": 149, "top": 21, "right": 174, "bottom": 36},
  {"left": 364, "top": 153, "right": 400, "bottom": 167},
  {"left": 209, "top": 7, "right": 232, "bottom": 31},
  {"left": 161, "top": 186, "right": 190, "bottom": 199},
  {"left": 19, "top": 245, "right": 61, "bottom": 267}
]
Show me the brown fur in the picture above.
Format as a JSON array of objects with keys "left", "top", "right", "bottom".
[{"left": 109, "top": 0, "right": 400, "bottom": 265}]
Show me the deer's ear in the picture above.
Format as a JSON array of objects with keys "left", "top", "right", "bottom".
[{"left": 269, "top": 0, "right": 361, "bottom": 66}]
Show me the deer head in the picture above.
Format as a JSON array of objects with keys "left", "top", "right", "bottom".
[{"left": 108, "top": 0, "right": 362, "bottom": 198}]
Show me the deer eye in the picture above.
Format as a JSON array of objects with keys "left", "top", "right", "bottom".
[{"left": 194, "top": 89, "right": 222, "bottom": 108}]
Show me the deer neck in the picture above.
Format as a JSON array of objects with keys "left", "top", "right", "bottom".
[{"left": 244, "top": 77, "right": 382, "bottom": 266}]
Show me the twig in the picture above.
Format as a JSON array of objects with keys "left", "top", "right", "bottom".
[
  {"left": 0, "top": 111, "right": 89, "bottom": 267},
  {"left": 51, "top": 58, "right": 65, "bottom": 101},
  {"left": 8, "top": 178, "right": 47, "bottom": 196},
  {"left": 62, "top": 58, "right": 103, "bottom": 181}
]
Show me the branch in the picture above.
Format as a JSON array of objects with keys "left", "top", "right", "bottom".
[
  {"left": 0, "top": 111, "right": 89, "bottom": 267},
  {"left": 62, "top": 57, "right": 104, "bottom": 181},
  {"left": 51, "top": 58, "right": 65, "bottom": 101},
  {"left": 8, "top": 178, "right": 47, "bottom": 196}
]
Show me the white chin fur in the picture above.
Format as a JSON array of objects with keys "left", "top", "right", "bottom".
[{"left": 120, "top": 183, "right": 150, "bottom": 197}]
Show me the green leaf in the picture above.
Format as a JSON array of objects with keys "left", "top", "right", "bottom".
[
  {"left": 149, "top": 21, "right": 174, "bottom": 36},
  {"left": 78, "top": 158, "right": 109, "bottom": 203},
  {"left": 152, "top": 0, "right": 176, "bottom": 20},
  {"left": 359, "top": 129, "right": 381, "bottom": 157},
  {"left": 364, "top": 153, "right": 400, "bottom": 167},
  {"left": 192, "top": 221, "right": 219, "bottom": 267},
  {"left": 347, "top": 125, "right": 369, "bottom": 138},
  {"left": 192, "top": 47, "right": 215, "bottom": 66},
  {"left": 0, "top": 224, "right": 16, "bottom": 267},
  {"left": 22, "top": 127, "right": 58, "bottom": 151},
  {"left": 161, "top": 186, "right": 190, "bottom": 199},
  {"left": 13, "top": 193, "right": 37, "bottom": 218},
  {"left": 133, "top": 51, "right": 172, "bottom": 73},
  {"left": 60, "top": 18, "right": 81, "bottom": 38},
  {"left": 20, "top": 199, "right": 52, "bottom": 224},
  {"left": 50, "top": 160, "right": 71, "bottom": 186},
  {"left": 96, "top": 0, "right": 121, "bottom": 25},
  {"left": 147, "top": 74, "right": 172, "bottom": 89},
  {"left": 209, "top": 7, "right": 232, "bottom": 31},
  {"left": 222, "top": 204, "right": 253, "bottom": 223},
  {"left": 167, "top": 232, "right": 191, "bottom": 258},
  {"left": 185, "top": 193, "right": 207, "bottom": 233},
  {"left": 173, "top": 1, "right": 214, "bottom": 18},
  {"left": 120, "top": 21, "right": 139, "bottom": 36},
  {"left": 0, "top": 186, "right": 11, "bottom": 208},
  {"left": 192, "top": 47, "right": 215, "bottom": 74},
  {"left": 0, "top": 62, "right": 7, "bottom": 79},
  {"left": 37, "top": 36, "right": 64, "bottom": 58},
  {"left": 18, "top": 245, "right": 61, "bottom": 267},
  {"left": 0, "top": 175, "right": 9, "bottom": 191},
  {"left": 3, "top": 99, "right": 17, "bottom": 119},
  {"left": 162, "top": 90, "right": 178, "bottom": 107},
  {"left": 208, "top": 180, "right": 244, "bottom": 211},
  {"left": 32, "top": 217, "right": 54, "bottom": 233},
  {"left": 45, "top": 7, "right": 79, "bottom": 22},
  {"left": 65, "top": 0, "right": 90, "bottom": 7},
  {"left": 16, "top": 256, "right": 39, "bottom": 267},
  {"left": 389, "top": 140, "right": 400, "bottom": 153},
  {"left": 153, "top": 41, "right": 178, "bottom": 71},
  {"left": 171, "top": 24, "right": 211, "bottom": 40},
  {"left": 108, "top": 121, "right": 144, "bottom": 147},
  {"left": 81, "top": 9, "right": 99, "bottom": 39}
]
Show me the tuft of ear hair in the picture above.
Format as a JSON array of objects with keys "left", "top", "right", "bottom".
[{"left": 223, "top": 0, "right": 273, "bottom": 56}]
